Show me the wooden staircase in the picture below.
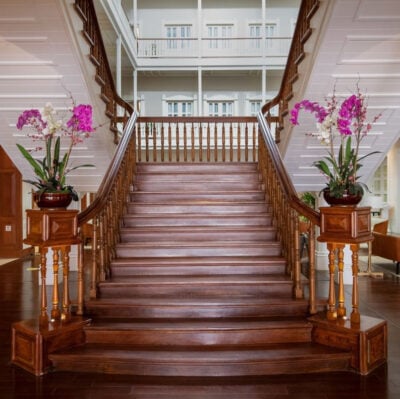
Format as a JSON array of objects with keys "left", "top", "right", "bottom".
[{"left": 49, "top": 162, "right": 351, "bottom": 376}]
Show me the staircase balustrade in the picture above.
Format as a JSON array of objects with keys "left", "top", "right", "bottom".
[
  {"left": 135, "top": 117, "right": 258, "bottom": 163},
  {"left": 74, "top": 0, "right": 133, "bottom": 143}
]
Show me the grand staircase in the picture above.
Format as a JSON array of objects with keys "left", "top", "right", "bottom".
[{"left": 49, "top": 162, "right": 351, "bottom": 376}]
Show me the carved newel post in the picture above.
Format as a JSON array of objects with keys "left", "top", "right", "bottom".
[
  {"left": 24, "top": 209, "right": 80, "bottom": 324},
  {"left": 317, "top": 206, "right": 372, "bottom": 325}
]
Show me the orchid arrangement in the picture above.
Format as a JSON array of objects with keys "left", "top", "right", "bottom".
[
  {"left": 16, "top": 100, "right": 95, "bottom": 200},
  {"left": 290, "top": 85, "right": 382, "bottom": 198}
]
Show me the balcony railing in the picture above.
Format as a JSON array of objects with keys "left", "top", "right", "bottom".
[{"left": 137, "top": 37, "right": 292, "bottom": 59}]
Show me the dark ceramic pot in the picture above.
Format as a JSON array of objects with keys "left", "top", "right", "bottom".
[
  {"left": 322, "top": 189, "right": 363, "bottom": 206},
  {"left": 33, "top": 192, "right": 73, "bottom": 209}
]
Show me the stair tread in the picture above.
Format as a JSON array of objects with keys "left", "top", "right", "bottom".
[
  {"left": 103, "top": 275, "right": 291, "bottom": 284},
  {"left": 116, "top": 241, "right": 280, "bottom": 247},
  {"left": 111, "top": 256, "right": 286, "bottom": 265},
  {"left": 87, "top": 296, "right": 305, "bottom": 305},
  {"left": 86, "top": 318, "right": 312, "bottom": 331},
  {"left": 51, "top": 342, "right": 350, "bottom": 363}
]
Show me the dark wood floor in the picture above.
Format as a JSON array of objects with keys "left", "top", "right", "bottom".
[{"left": 0, "top": 250, "right": 399, "bottom": 398}]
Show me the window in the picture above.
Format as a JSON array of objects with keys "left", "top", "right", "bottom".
[
  {"left": 167, "top": 101, "right": 193, "bottom": 116},
  {"left": 166, "top": 25, "right": 192, "bottom": 49},
  {"left": 207, "top": 25, "right": 233, "bottom": 49},
  {"left": 249, "top": 101, "right": 261, "bottom": 116},
  {"left": 207, "top": 101, "right": 233, "bottom": 116},
  {"left": 249, "top": 23, "right": 277, "bottom": 49}
]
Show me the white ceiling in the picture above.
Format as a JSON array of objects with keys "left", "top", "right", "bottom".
[{"left": 281, "top": 0, "right": 400, "bottom": 192}]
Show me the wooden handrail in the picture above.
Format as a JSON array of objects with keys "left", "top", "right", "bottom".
[
  {"left": 257, "top": 0, "right": 321, "bottom": 314},
  {"left": 74, "top": 0, "right": 133, "bottom": 143},
  {"left": 261, "top": 0, "right": 319, "bottom": 143}
]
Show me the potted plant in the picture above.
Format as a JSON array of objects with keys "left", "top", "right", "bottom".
[
  {"left": 16, "top": 99, "right": 95, "bottom": 208},
  {"left": 290, "top": 84, "right": 382, "bottom": 205}
]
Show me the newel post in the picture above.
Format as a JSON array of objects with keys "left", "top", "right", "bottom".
[
  {"left": 317, "top": 206, "right": 372, "bottom": 325},
  {"left": 11, "top": 209, "right": 90, "bottom": 376}
]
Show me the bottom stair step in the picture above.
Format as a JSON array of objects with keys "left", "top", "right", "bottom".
[{"left": 49, "top": 342, "right": 351, "bottom": 376}]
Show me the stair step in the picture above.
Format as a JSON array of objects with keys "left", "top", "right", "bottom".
[
  {"left": 136, "top": 162, "right": 259, "bottom": 174},
  {"left": 84, "top": 318, "right": 312, "bottom": 346},
  {"left": 110, "top": 256, "right": 286, "bottom": 276},
  {"left": 85, "top": 297, "right": 309, "bottom": 319},
  {"left": 134, "top": 180, "right": 261, "bottom": 191},
  {"left": 123, "top": 214, "right": 273, "bottom": 227},
  {"left": 49, "top": 343, "right": 351, "bottom": 376},
  {"left": 135, "top": 172, "right": 261, "bottom": 183},
  {"left": 115, "top": 241, "right": 282, "bottom": 258},
  {"left": 130, "top": 190, "right": 266, "bottom": 202},
  {"left": 126, "top": 202, "right": 268, "bottom": 214},
  {"left": 119, "top": 226, "right": 276, "bottom": 243},
  {"left": 98, "top": 274, "right": 292, "bottom": 298}
]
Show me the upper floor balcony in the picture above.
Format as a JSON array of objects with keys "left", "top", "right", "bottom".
[{"left": 135, "top": 36, "right": 292, "bottom": 68}]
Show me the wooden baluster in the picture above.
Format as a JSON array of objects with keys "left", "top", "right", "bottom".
[
  {"left": 229, "top": 122, "right": 233, "bottom": 161},
  {"left": 326, "top": 243, "right": 337, "bottom": 320},
  {"left": 77, "top": 241, "right": 84, "bottom": 314},
  {"left": 90, "top": 217, "right": 98, "bottom": 299},
  {"left": 214, "top": 123, "right": 218, "bottom": 162},
  {"left": 51, "top": 248, "right": 61, "bottom": 321},
  {"left": 175, "top": 123, "right": 179, "bottom": 162},
  {"left": 308, "top": 223, "right": 317, "bottom": 314},
  {"left": 145, "top": 123, "right": 149, "bottom": 162},
  {"left": 152, "top": 123, "right": 157, "bottom": 162},
  {"left": 137, "top": 124, "right": 142, "bottom": 162},
  {"left": 191, "top": 122, "right": 195, "bottom": 162},
  {"left": 161, "top": 123, "right": 165, "bottom": 162},
  {"left": 237, "top": 122, "right": 241, "bottom": 162},
  {"left": 245, "top": 123, "right": 249, "bottom": 162},
  {"left": 61, "top": 246, "right": 71, "bottom": 320},
  {"left": 199, "top": 123, "right": 203, "bottom": 162},
  {"left": 168, "top": 123, "right": 172, "bottom": 162},
  {"left": 350, "top": 243, "right": 361, "bottom": 324},
  {"left": 293, "top": 212, "right": 303, "bottom": 299},
  {"left": 207, "top": 123, "right": 211, "bottom": 162},
  {"left": 337, "top": 244, "right": 346, "bottom": 318},
  {"left": 222, "top": 123, "right": 226, "bottom": 162},
  {"left": 39, "top": 248, "right": 49, "bottom": 325},
  {"left": 184, "top": 123, "right": 188, "bottom": 162},
  {"left": 253, "top": 124, "right": 257, "bottom": 161}
]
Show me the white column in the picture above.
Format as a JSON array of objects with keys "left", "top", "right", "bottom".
[
  {"left": 133, "top": 68, "right": 138, "bottom": 113},
  {"left": 116, "top": 34, "right": 122, "bottom": 95},
  {"left": 197, "top": 0, "right": 202, "bottom": 58},
  {"left": 387, "top": 138, "right": 400, "bottom": 233},
  {"left": 198, "top": 67, "right": 203, "bottom": 116},
  {"left": 262, "top": 67, "right": 266, "bottom": 105}
]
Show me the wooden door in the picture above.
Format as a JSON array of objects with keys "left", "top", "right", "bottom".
[{"left": 0, "top": 146, "right": 23, "bottom": 258}]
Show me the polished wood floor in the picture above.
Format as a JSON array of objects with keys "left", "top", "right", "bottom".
[{"left": 0, "top": 249, "right": 399, "bottom": 398}]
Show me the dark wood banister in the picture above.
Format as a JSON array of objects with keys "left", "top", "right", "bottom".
[
  {"left": 74, "top": 0, "right": 133, "bottom": 143},
  {"left": 259, "top": 0, "right": 321, "bottom": 228},
  {"left": 77, "top": 114, "right": 137, "bottom": 226},
  {"left": 257, "top": 0, "right": 321, "bottom": 314}
]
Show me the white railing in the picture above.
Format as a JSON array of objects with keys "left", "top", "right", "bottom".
[{"left": 137, "top": 37, "right": 292, "bottom": 59}]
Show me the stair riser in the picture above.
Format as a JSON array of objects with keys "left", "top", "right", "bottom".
[
  {"left": 115, "top": 245, "right": 281, "bottom": 258},
  {"left": 135, "top": 173, "right": 261, "bottom": 183},
  {"left": 130, "top": 192, "right": 266, "bottom": 202},
  {"left": 111, "top": 264, "right": 285, "bottom": 276},
  {"left": 50, "top": 357, "right": 350, "bottom": 377},
  {"left": 123, "top": 215, "right": 272, "bottom": 228},
  {"left": 136, "top": 163, "right": 258, "bottom": 174},
  {"left": 85, "top": 328, "right": 312, "bottom": 346},
  {"left": 134, "top": 181, "right": 261, "bottom": 191},
  {"left": 98, "top": 284, "right": 292, "bottom": 298},
  {"left": 126, "top": 203, "right": 268, "bottom": 214},
  {"left": 85, "top": 303, "right": 309, "bottom": 319},
  {"left": 119, "top": 230, "right": 276, "bottom": 243}
]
